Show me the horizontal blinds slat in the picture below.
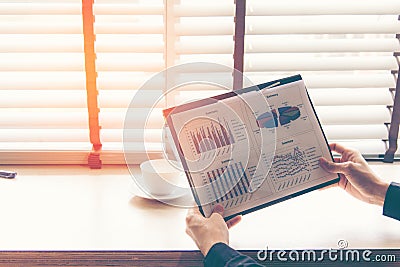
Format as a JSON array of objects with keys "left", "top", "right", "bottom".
[
  {"left": 323, "top": 125, "right": 388, "bottom": 140},
  {"left": 0, "top": 34, "right": 83, "bottom": 53},
  {"left": 246, "top": 73, "right": 396, "bottom": 88},
  {"left": 178, "top": 55, "right": 399, "bottom": 72},
  {"left": 315, "top": 105, "right": 390, "bottom": 124},
  {"left": 245, "top": 37, "right": 400, "bottom": 54},
  {"left": 177, "top": 55, "right": 232, "bottom": 68},
  {"left": 104, "top": 142, "right": 162, "bottom": 152},
  {"left": 0, "top": 109, "right": 88, "bottom": 128},
  {"left": 94, "top": 14, "right": 164, "bottom": 34},
  {"left": 174, "top": 89, "right": 228, "bottom": 105},
  {"left": 172, "top": 69, "right": 396, "bottom": 88},
  {"left": 97, "top": 72, "right": 155, "bottom": 90},
  {"left": 95, "top": 22, "right": 164, "bottom": 34},
  {"left": 0, "top": 142, "right": 91, "bottom": 151},
  {"left": 176, "top": 17, "right": 400, "bottom": 36},
  {"left": 100, "top": 108, "right": 163, "bottom": 129},
  {"left": 245, "top": 55, "right": 398, "bottom": 72},
  {"left": 0, "top": 53, "right": 84, "bottom": 71},
  {"left": 0, "top": 129, "right": 89, "bottom": 142},
  {"left": 175, "top": 1, "right": 400, "bottom": 16},
  {"left": 0, "top": 90, "right": 87, "bottom": 108},
  {"left": 247, "top": 16, "right": 400, "bottom": 35},
  {"left": 0, "top": 15, "right": 83, "bottom": 34},
  {"left": 247, "top": 0, "right": 400, "bottom": 16},
  {"left": 308, "top": 88, "right": 393, "bottom": 106},
  {"left": 93, "top": 4, "right": 163, "bottom": 15},
  {"left": 94, "top": 24, "right": 163, "bottom": 34},
  {"left": 175, "top": 88, "right": 393, "bottom": 106},
  {"left": 96, "top": 53, "right": 164, "bottom": 72},
  {"left": 95, "top": 34, "right": 163, "bottom": 53},
  {"left": 0, "top": 23, "right": 82, "bottom": 34},
  {"left": 0, "top": 3, "right": 81, "bottom": 15},
  {"left": 98, "top": 90, "right": 164, "bottom": 108},
  {"left": 102, "top": 129, "right": 162, "bottom": 143},
  {"left": 0, "top": 151, "right": 90, "bottom": 165},
  {"left": 93, "top": 14, "right": 163, "bottom": 23},
  {"left": 175, "top": 4, "right": 233, "bottom": 17},
  {"left": 176, "top": 37, "right": 233, "bottom": 54},
  {"left": 328, "top": 140, "right": 386, "bottom": 155},
  {"left": 177, "top": 37, "right": 400, "bottom": 54},
  {"left": 0, "top": 72, "right": 85, "bottom": 90}
]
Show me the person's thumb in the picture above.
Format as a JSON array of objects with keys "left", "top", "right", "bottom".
[
  {"left": 212, "top": 204, "right": 225, "bottom": 216},
  {"left": 319, "top": 157, "right": 348, "bottom": 174}
]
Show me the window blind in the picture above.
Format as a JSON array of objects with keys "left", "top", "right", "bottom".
[
  {"left": 1, "top": 0, "right": 399, "bottom": 165},
  {"left": 0, "top": 0, "right": 90, "bottom": 164},
  {"left": 94, "top": 0, "right": 165, "bottom": 164},
  {"left": 171, "top": 0, "right": 400, "bottom": 157}
]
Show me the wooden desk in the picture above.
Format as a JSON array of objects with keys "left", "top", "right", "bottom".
[
  {"left": 0, "top": 164, "right": 398, "bottom": 256},
  {"left": 0, "top": 250, "right": 399, "bottom": 266}
]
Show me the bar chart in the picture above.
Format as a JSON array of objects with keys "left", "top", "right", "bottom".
[
  {"left": 206, "top": 161, "right": 251, "bottom": 203},
  {"left": 187, "top": 118, "right": 235, "bottom": 154}
]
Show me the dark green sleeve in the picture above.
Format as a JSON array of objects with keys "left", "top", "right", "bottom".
[
  {"left": 204, "top": 243, "right": 263, "bottom": 267},
  {"left": 383, "top": 182, "right": 400, "bottom": 221}
]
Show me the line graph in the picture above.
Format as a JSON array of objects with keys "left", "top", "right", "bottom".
[
  {"left": 273, "top": 146, "right": 310, "bottom": 179},
  {"left": 271, "top": 146, "right": 318, "bottom": 191}
]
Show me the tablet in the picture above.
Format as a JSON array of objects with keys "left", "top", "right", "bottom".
[{"left": 163, "top": 75, "right": 339, "bottom": 220}]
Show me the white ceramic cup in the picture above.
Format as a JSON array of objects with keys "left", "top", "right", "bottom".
[{"left": 140, "top": 159, "right": 182, "bottom": 196}]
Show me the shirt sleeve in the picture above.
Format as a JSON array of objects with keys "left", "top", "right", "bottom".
[
  {"left": 204, "top": 242, "right": 263, "bottom": 267},
  {"left": 383, "top": 182, "right": 400, "bottom": 221}
]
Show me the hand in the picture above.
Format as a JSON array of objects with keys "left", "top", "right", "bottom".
[
  {"left": 319, "top": 143, "right": 389, "bottom": 206},
  {"left": 185, "top": 204, "right": 242, "bottom": 256}
]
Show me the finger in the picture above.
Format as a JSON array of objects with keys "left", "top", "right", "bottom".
[
  {"left": 329, "top": 143, "right": 347, "bottom": 155},
  {"left": 186, "top": 207, "right": 204, "bottom": 228},
  {"left": 227, "top": 215, "right": 242, "bottom": 229},
  {"left": 319, "top": 157, "right": 348, "bottom": 174},
  {"left": 212, "top": 204, "right": 225, "bottom": 216},
  {"left": 186, "top": 206, "right": 202, "bottom": 219}
]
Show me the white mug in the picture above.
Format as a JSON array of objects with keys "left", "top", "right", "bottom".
[{"left": 140, "top": 159, "right": 182, "bottom": 196}]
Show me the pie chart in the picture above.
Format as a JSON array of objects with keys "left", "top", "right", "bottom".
[
  {"left": 256, "top": 109, "right": 278, "bottom": 128},
  {"left": 278, "top": 106, "right": 301, "bottom": 126},
  {"left": 256, "top": 106, "right": 300, "bottom": 128}
]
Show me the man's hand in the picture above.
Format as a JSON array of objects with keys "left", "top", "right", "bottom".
[
  {"left": 319, "top": 143, "right": 389, "bottom": 206},
  {"left": 185, "top": 205, "right": 242, "bottom": 256}
]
